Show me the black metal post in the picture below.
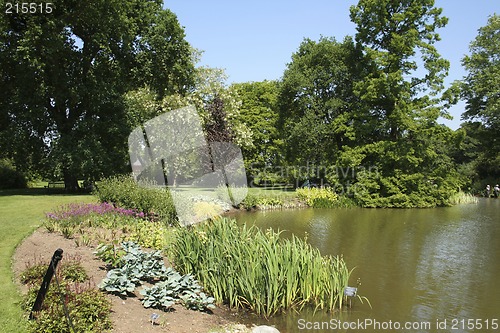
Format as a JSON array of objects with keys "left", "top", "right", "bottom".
[{"left": 29, "top": 248, "right": 63, "bottom": 319}]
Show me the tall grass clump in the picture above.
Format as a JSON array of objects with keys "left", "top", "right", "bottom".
[
  {"left": 446, "top": 191, "right": 479, "bottom": 205},
  {"left": 94, "top": 175, "right": 177, "bottom": 223},
  {"left": 173, "top": 217, "right": 354, "bottom": 317}
]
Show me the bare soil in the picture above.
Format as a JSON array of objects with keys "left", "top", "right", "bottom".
[{"left": 13, "top": 228, "right": 251, "bottom": 333}]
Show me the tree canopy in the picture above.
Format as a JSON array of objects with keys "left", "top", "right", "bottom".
[
  {"left": 456, "top": 14, "right": 500, "bottom": 185},
  {"left": 1, "top": 0, "right": 495, "bottom": 204},
  {"left": 273, "top": 0, "right": 464, "bottom": 206},
  {"left": 0, "top": 0, "right": 195, "bottom": 189}
]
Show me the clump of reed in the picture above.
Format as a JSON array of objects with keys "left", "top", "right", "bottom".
[
  {"left": 447, "top": 191, "right": 478, "bottom": 205},
  {"left": 173, "top": 217, "right": 353, "bottom": 317}
]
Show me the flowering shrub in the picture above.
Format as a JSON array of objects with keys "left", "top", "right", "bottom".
[
  {"left": 46, "top": 202, "right": 145, "bottom": 221},
  {"left": 44, "top": 202, "right": 148, "bottom": 240},
  {"left": 296, "top": 187, "right": 338, "bottom": 208}
]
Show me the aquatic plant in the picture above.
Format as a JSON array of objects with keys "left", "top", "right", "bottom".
[
  {"left": 446, "top": 191, "right": 478, "bottom": 205},
  {"left": 173, "top": 217, "right": 354, "bottom": 317}
]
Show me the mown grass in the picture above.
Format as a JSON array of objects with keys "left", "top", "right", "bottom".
[{"left": 0, "top": 189, "right": 94, "bottom": 333}]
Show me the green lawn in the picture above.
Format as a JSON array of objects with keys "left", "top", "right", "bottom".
[{"left": 0, "top": 189, "right": 94, "bottom": 332}]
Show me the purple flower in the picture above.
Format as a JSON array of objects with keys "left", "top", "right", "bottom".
[{"left": 45, "top": 202, "right": 145, "bottom": 221}]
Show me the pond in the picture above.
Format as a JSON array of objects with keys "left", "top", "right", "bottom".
[{"left": 231, "top": 198, "right": 500, "bottom": 332}]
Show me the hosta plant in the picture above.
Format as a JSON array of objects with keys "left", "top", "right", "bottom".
[
  {"left": 98, "top": 268, "right": 137, "bottom": 296},
  {"left": 97, "top": 241, "right": 214, "bottom": 312},
  {"left": 140, "top": 268, "right": 215, "bottom": 311}
]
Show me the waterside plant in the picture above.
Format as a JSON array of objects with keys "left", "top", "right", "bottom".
[
  {"left": 174, "top": 217, "right": 357, "bottom": 317},
  {"left": 446, "top": 191, "right": 479, "bottom": 205}
]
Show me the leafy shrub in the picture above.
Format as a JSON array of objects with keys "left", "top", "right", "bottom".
[
  {"left": 94, "top": 175, "right": 177, "bottom": 224},
  {"left": 125, "top": 220, "right": 167, "bottom": 250},
  {"left": 20, "top": 257, "right": 88, "bottom": 285},
  {"left": 46, "top": 202, "right": 145, "bottom": 221},
  {"left": 44, "top": 202, "right": 145, "bottom": 237},
  {"left": 21, "top": 260, "right": 111, "bottom": 332},
  {"left": 0, "top": 158, "right": 27, "bottom": 189},
  {"left": 59, "top": 261, "right": 88, "bottom": 283},
  {"left": 296, "top": 187, "right": 338, "bottom": 208},
  {"left": 240, "top": 193, "right": 297, "bottom": 210},
  {"left": 352, "top": 170, "right": 460, "bottom": 208},
  {"left": 97, "top": 241, "right": 168, "bottom": 295},
  {"left": 98, "top": 268, "right": 138, "bottom": 296},
  {"left": 241, "top": 194, "right": 259, "bottom": 209},
  {"left": 140, "top": 268, "right": 215, "bottom": 311},
  {"left": 20, "top": 264, "right": 47, "bottom": 285},
  {"left": 94, "top": 242, "right": 126, "bottom": 268},
  {"left": 26, "top": 287, "right": 112, "bottom": 333}
]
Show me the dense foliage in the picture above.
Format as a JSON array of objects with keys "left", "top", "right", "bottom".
[
  {"left": 0, "top": 158, "right": 27, "bottom": 189},
  {"left": 232, "top": 81, "right": 282, "bottom": 184},
  {"left": 274, "top": 0, "right": 467, "bottom": 207},
  {"left": 2, "top": 0, "right": 496, "bottom": 204},
  {"left": 455, "top": 14, "right": 500, "bottom": 190},
  {"left": 0, "top": 0, "right": 195, "bottom": 188},
  {"left": 296, "top": 187, "right": 338, "bottom": 208},
  {"left": 94, "top": 175, "right": 177, "bottom": 223}
]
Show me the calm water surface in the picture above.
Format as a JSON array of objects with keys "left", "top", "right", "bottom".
[{"left": 231, "top": 198, "right": 500, "bottom": 332}]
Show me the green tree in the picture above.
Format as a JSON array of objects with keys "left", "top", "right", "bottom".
[
  {"left": 460, "top": 14, "right": 500, "bottom": 182},
  {"left": 0, "top": 0, "right": 194, "bottom": 189},
  {"left": 277, "top": 37, "right": 363, "bottom": 185},
  {"left": 350, "top": 0, "right": 450, "bottom": 141},
  {"left": 232, "top": 81, "right": 281, "bottom": 185},
  {"left": 344, "top": 0, "right": 462, "bottom": 207}
]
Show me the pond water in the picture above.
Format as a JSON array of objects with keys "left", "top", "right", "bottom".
[{"left": 231, "top": 198, "right": 500, "bottom": 332}]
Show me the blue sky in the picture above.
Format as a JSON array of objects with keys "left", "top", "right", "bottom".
[{"left": 165, "top": 1, "right": 499, "bottom": 130}]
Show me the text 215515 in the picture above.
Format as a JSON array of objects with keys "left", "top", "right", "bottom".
[{"left": 5, "top": 2, "right": 53, "bottom": 14}]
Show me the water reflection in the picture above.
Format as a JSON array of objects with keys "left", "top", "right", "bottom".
[{"left": 232, "top": 199, "right": 500, "bottom": 332}]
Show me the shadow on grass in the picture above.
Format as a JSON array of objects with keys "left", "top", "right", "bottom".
[{"left": 0, "top": 188, "right": 91, "bottom": 197}]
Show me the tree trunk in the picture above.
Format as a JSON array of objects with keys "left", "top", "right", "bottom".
[{"left": 63, "top": 169, "right": 80, "bottom": 192}]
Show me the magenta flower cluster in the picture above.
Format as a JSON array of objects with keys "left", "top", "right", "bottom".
[{"left": 46, "top": 202, "right": 145, "bottom": 220}]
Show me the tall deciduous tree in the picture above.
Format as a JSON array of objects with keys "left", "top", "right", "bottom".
[
  {"left": 350, "top": 0, "right": 450, "bottom": 141},
  {"left": 278, "top": 37, "right": 362, "bottom": 168},
  {"left": 344, "top": 0, "right": 462, "bottom": 207},
  {"left": 232, "top": 80, "right": 281, "bottom": 184},
  {"left": 0, "top": 0, "right": 194, "bottom": 189},
  {"left": 460, "top": 14, "right": 500, "bottom": 181}
]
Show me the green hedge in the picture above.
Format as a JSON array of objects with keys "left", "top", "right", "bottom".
[
  {"left": 94, "top": 175, "right": 177, "bottom": 224},
  {"left": 0, "top": 158, "right": 27, "bottom": 189}
]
